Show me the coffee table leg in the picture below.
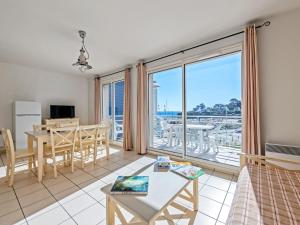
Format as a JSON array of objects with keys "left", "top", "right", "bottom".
[
  {"left": 106, "top": 196, "right": 115, "bottom": 225},
  {"left": 193, "top": 178, "right": 199, "bottom": 211}
]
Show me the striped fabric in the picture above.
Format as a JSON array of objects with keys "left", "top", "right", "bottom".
[{"left": 226, "top": 165, "right": 300, "bottom": 225}]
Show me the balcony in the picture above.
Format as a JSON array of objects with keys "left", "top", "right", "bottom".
[{"left": 150, "top": 115, "right": 241, "bottom": 167}]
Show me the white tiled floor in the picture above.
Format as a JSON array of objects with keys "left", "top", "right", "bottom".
[{"left": 0, "top": 147, "right": 237, "bottom": 225}]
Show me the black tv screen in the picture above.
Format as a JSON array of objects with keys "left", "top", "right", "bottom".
[{"left": 50, "top": 105, "right": 75, "bottom": 119}]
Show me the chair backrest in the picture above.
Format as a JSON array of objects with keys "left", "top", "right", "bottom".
[
  {"left": 96, "top": 125, "right": 109, "bottom": 143},
  {"left": 33, "top": 124, "right": 56, "bottom": 132},
  {"left": 50, "top": 127, "right": 77, "bottom": 152},
  {"left": 100, "top": 120, "right": 111, "bottom": 128},
  {"left": 1, "top": 129, "right": 15, "bottom": 163},
  {"left": 79, "top": 125, "right": 98, "bottom": 146}
]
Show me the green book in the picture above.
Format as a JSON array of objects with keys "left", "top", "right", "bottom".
[
  {"left": 171, "top": 165, "right": 204, "bottom": 180},
  {"left": 110, "top": 176, "right": 149, "bottom": 195}
]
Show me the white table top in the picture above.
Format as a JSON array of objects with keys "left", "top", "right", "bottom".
[{"left": 101, "top": 164, "right": 190, "bottom": 222}]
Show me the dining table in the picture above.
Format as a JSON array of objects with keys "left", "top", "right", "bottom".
[
  {"left": 25, "top": 126, "right": 110, "bottom": 182},
  {"left": 169, "top": 124, "right": 215, "bottom": 149}
]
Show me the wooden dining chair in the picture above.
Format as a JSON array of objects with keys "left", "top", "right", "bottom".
[
  {"left": 1, "top": 128, "right": 36, "bottom": 186},
  {"left": 44, "top": 127, "right": 77, "bottom": 178},
  {"left": 94, "top": 125, "right": 110, "bottom": 163},
  {"left": 76, "top": 125, "right": 98, "bottom": 168}
]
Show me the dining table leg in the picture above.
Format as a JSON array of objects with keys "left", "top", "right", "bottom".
[
  {"left": 27, "top": 135, "right": 34, "bottom": 171},
  {"left": 37, "top": 137, "right": 44, "bottom": 182}
]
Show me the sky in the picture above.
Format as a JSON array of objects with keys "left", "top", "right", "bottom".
[{"left": 152, "top": 52, "right": 241, "bottom": 112}]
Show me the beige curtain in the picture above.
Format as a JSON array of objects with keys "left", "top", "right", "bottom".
[
  {"left": 136, "top": 62, "right": 147, "bottom": 154},
  {"left": 95, "top": 78, "right": 101, "bottom": 124},
  {"left": 123, "top": 68, "right": 132, "bottom": 151},
  {"left": 242, "top": 24, "right": 261, "bottom": 155}
]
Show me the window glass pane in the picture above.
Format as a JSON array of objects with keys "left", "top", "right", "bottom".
[
  {"left": 114, "top": 80, "right": 124, "bottom": 142},
  {"left": 185, "top": 52, "right": 242, "bottom": 166},
  {"left": 149, "top": 67, "right": 183, "bottom": 154}
]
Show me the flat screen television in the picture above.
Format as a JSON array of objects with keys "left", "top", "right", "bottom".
[{"left": 50, "top": 105, "right": 75, "bottom": 119}]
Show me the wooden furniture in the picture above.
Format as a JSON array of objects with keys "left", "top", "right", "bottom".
[
  {"left": 94, "top": 126, "right": 110, "bottom": 162},
  {"left": 45, "top": 127, "right": 77, "bottom": 178},
  {"left": 102, "top": 164, "right": 199, "bottom": 225},
  {"left": 226, "top": 153, "right": 300, "bottom": 225},
  {"left": 25, "top": 130, "right": 49, "bottom": 182},
  {"left": 1, "top": 128, "right": 36, "bottom": 186},
  {"left": 44, "top": 118, "right": 79, "bottom": 128},
  {"left": 77, "top": 124, "right": 99, "bottom": 168},
  {"left": 25, "top": 125, "right": 110, "bottom": 182}
]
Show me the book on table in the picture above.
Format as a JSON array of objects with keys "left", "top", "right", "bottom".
[
  {"left": 110, "top": 176, "right": 149, "bottom": 195},
  {"left": 170, "top": 161, "right": 191, "bottom": 170},
  {"left": 171, "top": 165, "right": 204, "bottom": 180}
]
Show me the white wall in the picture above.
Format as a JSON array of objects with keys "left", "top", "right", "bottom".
[
  {"left": 258, "top": 8, "right": 300, "bottom": 147},
  {"left": 88, "top": 78, "right": 95, "bottom": 124},
  {"left": 0, "top": 62, "right": 89, "bottom": 134}
]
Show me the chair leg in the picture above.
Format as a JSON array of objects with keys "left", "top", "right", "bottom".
[
  {"left": 71, "top": 151, "right": 74, "bottom": 173},
  {"left": 52, "top": 154, "right": 57, "bottom": 178},
  {"left": 63, "top": 152, "right": 67, "bottom": 166},
  {"left": 43, "top": 158, "right": 48, "bottom": 176},
  {"left": 9, "top": 164, "right": 15, "bottom": 187},
  {"left": 67, "top": 152, "right": 71, "bottom": 166},
  {"left": 80, "top": 148, "right": 84, "bottom": 169},
  {"left": 32, "top": 155, "right": 37, "bottom": 172},
  {"left": 6, "top": 162, "right": 11, "bottom": 182},
  {"left": 28, "top": 155, "right": 33, "bottom": 171},
  {"left": 93, "top": 145, "right": 97, "bottom": 165}
]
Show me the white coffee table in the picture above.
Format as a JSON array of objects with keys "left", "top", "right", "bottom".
[{"left": 101, "top": 164, "right": 199, "bottom": 225}]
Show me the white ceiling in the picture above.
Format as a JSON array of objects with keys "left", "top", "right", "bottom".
[{"left": 0, "top": 0, "right": 299, "bottom": 77}]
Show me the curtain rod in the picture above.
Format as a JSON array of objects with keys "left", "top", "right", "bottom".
[
  {"left": 95, "top": 67, "right": 131, "bottom": 80},
  {"left": 144, "top": 21, "right": 270, "bottom": 65}
]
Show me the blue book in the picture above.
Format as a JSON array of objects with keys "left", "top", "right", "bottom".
[{"left": 110, "top": 176, "right": 149, "bottom": 195}]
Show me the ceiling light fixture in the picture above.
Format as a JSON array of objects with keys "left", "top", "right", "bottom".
[{"left": 72, "top": 30, "right": 92, "bottom": 72}]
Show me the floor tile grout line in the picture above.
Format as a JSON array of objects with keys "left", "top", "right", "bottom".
[
  {"left": 57, "top": 169, "right": 107, "bottom": 207},
  {"left": 39, "top": 181, "right": 79, "bottom": 225},
  {"left": 213, "top": 170, "right": 232, "bottom": 224},
  {"left": 2, "top": 152, "right": 234, "bottom": 224},
  {"left": 68, "top": 202, "right": 101, "bottom": 219},
  {"left": 176, "top": 168, "right": 231, "bottom": 223},
  {"left": 12, "top": 185, "right": 29, "bottom": 225},
  {"left": 25, "top": 166, "right": 78, "bottom": 224}
]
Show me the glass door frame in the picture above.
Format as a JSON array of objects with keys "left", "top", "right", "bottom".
[
  {"left": 100, "top": 72, "right": 125, "bottom": 146},
  {"left": 146, "top": 44, "right": 242, "bottom": 172}
]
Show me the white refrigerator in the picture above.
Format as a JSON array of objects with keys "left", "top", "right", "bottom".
[{"left": 13, "top": 101, "right": 41, "bottom": 149}]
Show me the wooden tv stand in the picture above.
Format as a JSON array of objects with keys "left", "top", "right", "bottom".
[{"left": 44, "top": 118, "right": 80, "bottom": 127}]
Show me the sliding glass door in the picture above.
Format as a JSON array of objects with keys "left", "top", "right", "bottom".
[
  {"left": 148, "top": 51, "right": 242, "bottom": 167},
  {"left": 148, "top": 67, "right": 183, "bottom": 155},
  {"left": 102, "top": 80, "right": 124, "bottom": 142},
  {"left": 185, "top": 53, "right": 242, "bottom": 166}
]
